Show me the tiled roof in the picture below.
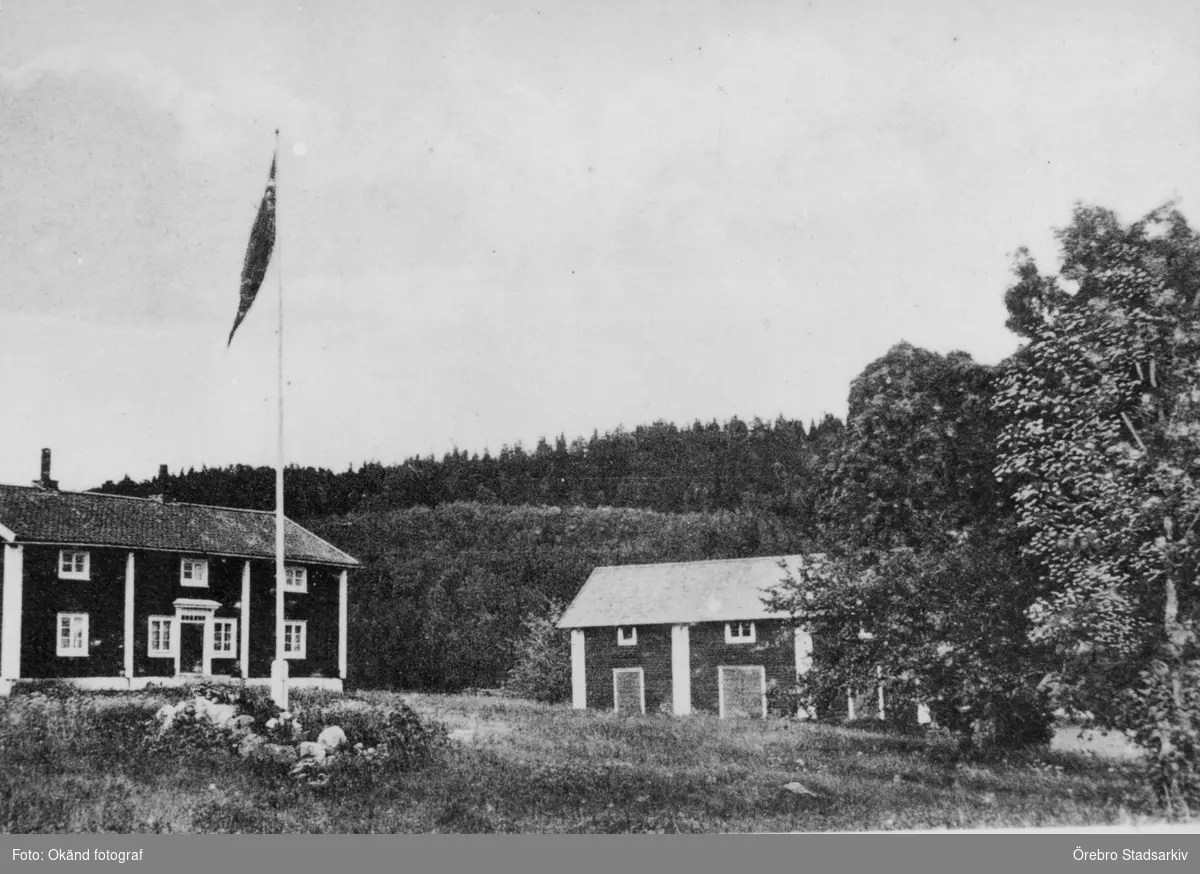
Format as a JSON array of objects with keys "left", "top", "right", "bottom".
[
  {"left": 0, "top": 484, "right": 358, "bottom": 567},
  {"left": 557, "top": 554, "right": 810, "bottom": 628}
]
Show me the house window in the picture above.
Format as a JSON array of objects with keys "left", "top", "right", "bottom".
[
  {"left": 57, "top": 613, "right": 88, "bottom": 656},
  {"left": 725, "top": 621, "right": 756, "bottom": 644},
  {"left": 58, "top": 550, "right": 90, "bottom": 580},
  {"left": 148, "top": 616, "right": 175, "bottom": 657},
  {"left": 617, "top": 626, "right": 637, "bottom": 646},
  {"left": 284, "top": 566, "right": 308, "bottom": 592},
  {"left": 283, "top": 621, "right": 306, "bottom": 659},
  {"left": 212, "top": 619, "right": 237, "bottom": 657},
  {"left": 180, "top": 558, "right": 209, "bottom": 587}
]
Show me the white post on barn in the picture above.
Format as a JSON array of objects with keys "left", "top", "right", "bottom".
[
  {"left": 793, "top": 626, "right": 814, "bottom": 719},
  {"left": 876, "top": 664, "right": 885, "bottom": 721},
  {"left": 123, "top": 552, "right": 135, "bottom": 683},
  {"left": 847, "top": 688, "right": 856, "bottom": 721},
  {"left": 671, "top": 624, "right": 691, "bottom": 715},
  {"left": 1, "top": 543, "right": 24, "bottom": 695},
  {"left": 570, "top": 629, "right": 587, "bottom": 709},
  {"left": 338, "top": 569, "right": 348, "bottom": 683}
]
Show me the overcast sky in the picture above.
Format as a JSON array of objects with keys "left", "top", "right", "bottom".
[{"left": 2, "top": 0, "right": 1197, "bottom": 491}]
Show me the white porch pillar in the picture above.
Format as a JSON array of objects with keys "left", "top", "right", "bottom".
[
  {"left": 338, "top": 569, "right": 348, "bottom": 680},
  {"left": 1, "top": 544, "right": 24, "bottom": 689},
  {"left": 570, "top": 629, "right": 586, "bottom": 709},
  {"left": 671, "top": 624, "right": 691, "bottom": 715},
  {"left": 123, "top": 552, "right": 135, "bottom": 680},
  {"left": 240, "top": 561, "right": 251, "bottom": 678}
]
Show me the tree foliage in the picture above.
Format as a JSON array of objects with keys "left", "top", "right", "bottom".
[
  {"left": 768, "top": 343, "right": 1053, "bottom": 748},
  {"left": 994, "top": 203, "right": 1200, "bottom": 812}
]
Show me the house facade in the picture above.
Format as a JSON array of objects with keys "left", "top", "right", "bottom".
[
  {"left": 0, "top": 451, "right": 358, "bottom": 695},
  {"left": 557, "top": 555, "right": 816, "bottom": 718}
]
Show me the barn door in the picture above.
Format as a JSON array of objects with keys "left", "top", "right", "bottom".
[
  {"left": 613, "top": 668, "right": 645, "bottom": 715},
  {"left": 719, "top": 665, "right": 765, "bottom": 718}
]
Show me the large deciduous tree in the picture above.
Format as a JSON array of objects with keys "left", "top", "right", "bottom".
[
  {"left": 995, "top": 203, "right": 1200, "bottom": 813},
  {"left": 767, "top": 344, "right": 1052, "bottom": 747}
]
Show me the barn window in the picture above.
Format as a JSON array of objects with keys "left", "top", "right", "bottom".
[
  {"left": 58, "top": 550, "right": 90, "bottom": 580},
  {"left": 617, "top": 626, "right": 637, "bottom": 646},
  {"left": 148, "top": 616, "right": 175, "bottom": 657},
  {"left": 283, "top": 621, "right": 307, "bottom": 659},
  {"left": 57, "top": 613, "right": 89, "bottom": 656},
  {"left": 212, "top": 619, "right": 237, "bottom": 656},
  {"left": 180, "top": 558, "right": 209, "bottom": 587},
  {"left": 725, "top": 621, "right": 756, "bottom": 644}
]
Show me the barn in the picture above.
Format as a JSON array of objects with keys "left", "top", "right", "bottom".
[
  {"left": 556, "top": 555, "right": 816, "bottom": 718},
  {"left": 0, "top": 450, "right": 358, "bottom": 696}
]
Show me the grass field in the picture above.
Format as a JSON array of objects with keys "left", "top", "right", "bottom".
[{"left": 0, "top": 688, "right": 1178, "bottom": 833}]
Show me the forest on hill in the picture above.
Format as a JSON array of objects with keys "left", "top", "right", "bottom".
[{"left": 92, "top": 413, "right": 847, "bottom": 521}]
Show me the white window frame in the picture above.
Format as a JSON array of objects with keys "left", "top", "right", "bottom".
[
  {"left": 725, "top": 621, "right": 756, "bottom": 644},
  {"left": 58, "top": 550, "right": 90, "bottom": 581},
  {"left": 617, "top": 625, "right": 637, "bottom": 646},
  {"left": 284, "top": 565, "right": 308, "bottom": 593},
  {"left": 56, "top": 613, "right": 89, "bottom": 657},
  {"left": 612, "top": 667, "right": 646, "bottom": 715},
  {"left": 283, "top": 620, "right": 307, "bottom": 659},
  {"left": 211, "top": 619, "right": 237, "bottom": 658},
  {"left": 148, "top": 615, "right": 176, "bottom": 658},
  {"left": 180, "top": 558, "right": 209, "bottom": 588}
]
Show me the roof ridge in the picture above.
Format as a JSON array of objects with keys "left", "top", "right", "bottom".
[
  {"left": 595, "top": 554, "right": 805, "bottom": 572},
  {"left": 0, "top": 483, "right": 281, "bottom": 517}
]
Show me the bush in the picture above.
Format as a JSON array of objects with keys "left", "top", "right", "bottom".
[
  {"left": 503, "top": 601, "right": 571, "bottom": 704},
  {"left": 329, "top": 702, "right": 447, "bottom": 768}
]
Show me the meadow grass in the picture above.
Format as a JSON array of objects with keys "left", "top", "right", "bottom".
[{"left": 0, "top": 688, "right": 1176, "bottom": 833}]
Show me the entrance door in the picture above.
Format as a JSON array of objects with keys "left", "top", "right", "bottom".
[
  {"left": 180, "top": 622, "right": 205, "bottom": 674},
  {"left": 613, "top": 668, "right": 645, "bottom": 715},
  {"left": 719, "top": 665, "right": 765, "bottom": 718}
]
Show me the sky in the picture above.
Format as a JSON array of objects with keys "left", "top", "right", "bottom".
[{"left": 1, "top": 0, "right": 1198, "bottom": 491}]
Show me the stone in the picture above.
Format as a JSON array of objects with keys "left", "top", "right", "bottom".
[
  {"left": 207, "top": 704, "right": 239, "bottom": 727},
  {"left": 317, "top": 726, "right": 347, "bottom": 750},
  {"left": 231, "top": 715, "right": 257, "bottom": 731},
  {"left": 155, "top": 704, "right": 177, "bottom": 722},
  {"left": 781, "top": 782, "right": 818, "bottom": 797},
  {"left": 297, "top": 741, "right": 327, "bottom": 761}
]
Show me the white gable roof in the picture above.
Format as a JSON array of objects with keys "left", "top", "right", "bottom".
[{"left": 557, "top": 554, "right": 811, "bottom": 629}]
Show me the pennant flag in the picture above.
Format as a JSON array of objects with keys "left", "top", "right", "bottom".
[{"left": 228, "top": 150, "right": 277, "bottom": 346}]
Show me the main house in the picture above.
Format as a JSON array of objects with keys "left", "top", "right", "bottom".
[
  {"left": 0, "top": 450, "right": 358, "bottom": 696},
  {"left": 557, "top": 555, "right": 817, "bottom": 718}
]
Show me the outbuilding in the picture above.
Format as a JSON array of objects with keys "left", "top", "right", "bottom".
[{"left": 557, "top": 555, "right": 815, "bottom": 718}]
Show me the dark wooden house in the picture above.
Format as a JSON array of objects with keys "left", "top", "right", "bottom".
[
  {"left": 0, "top": 451, "right": 358, "bottom": 695},
  {"left": 557, "top": 555, "right": 816, "bottom": 718}
]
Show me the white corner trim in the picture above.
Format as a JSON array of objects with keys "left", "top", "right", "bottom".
[
  {"left": 570, "top": 629, "right": 587, "bottom": 709},
  {"left": 0, "top": 523, "right": 15, "bottom": 543},
  {"left": 671, "top": 624, "right": 691, "bottom": 715},
  {"left": 2, "top": 545, "right": 24, "bottom": 680},
  {"left": 612, "top": 666, "right": 645, "bottom": 715}
]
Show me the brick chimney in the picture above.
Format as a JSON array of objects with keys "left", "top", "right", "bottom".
[
  {"left": 35, "top": 448, "right": 58, "bottom": 490},
  {"left": 149, "top": 464, "right": 170, "bottom": 503}
]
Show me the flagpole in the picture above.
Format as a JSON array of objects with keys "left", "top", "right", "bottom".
[{"left": 273, "top": 128, "right": 288, "bottom": 706}]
